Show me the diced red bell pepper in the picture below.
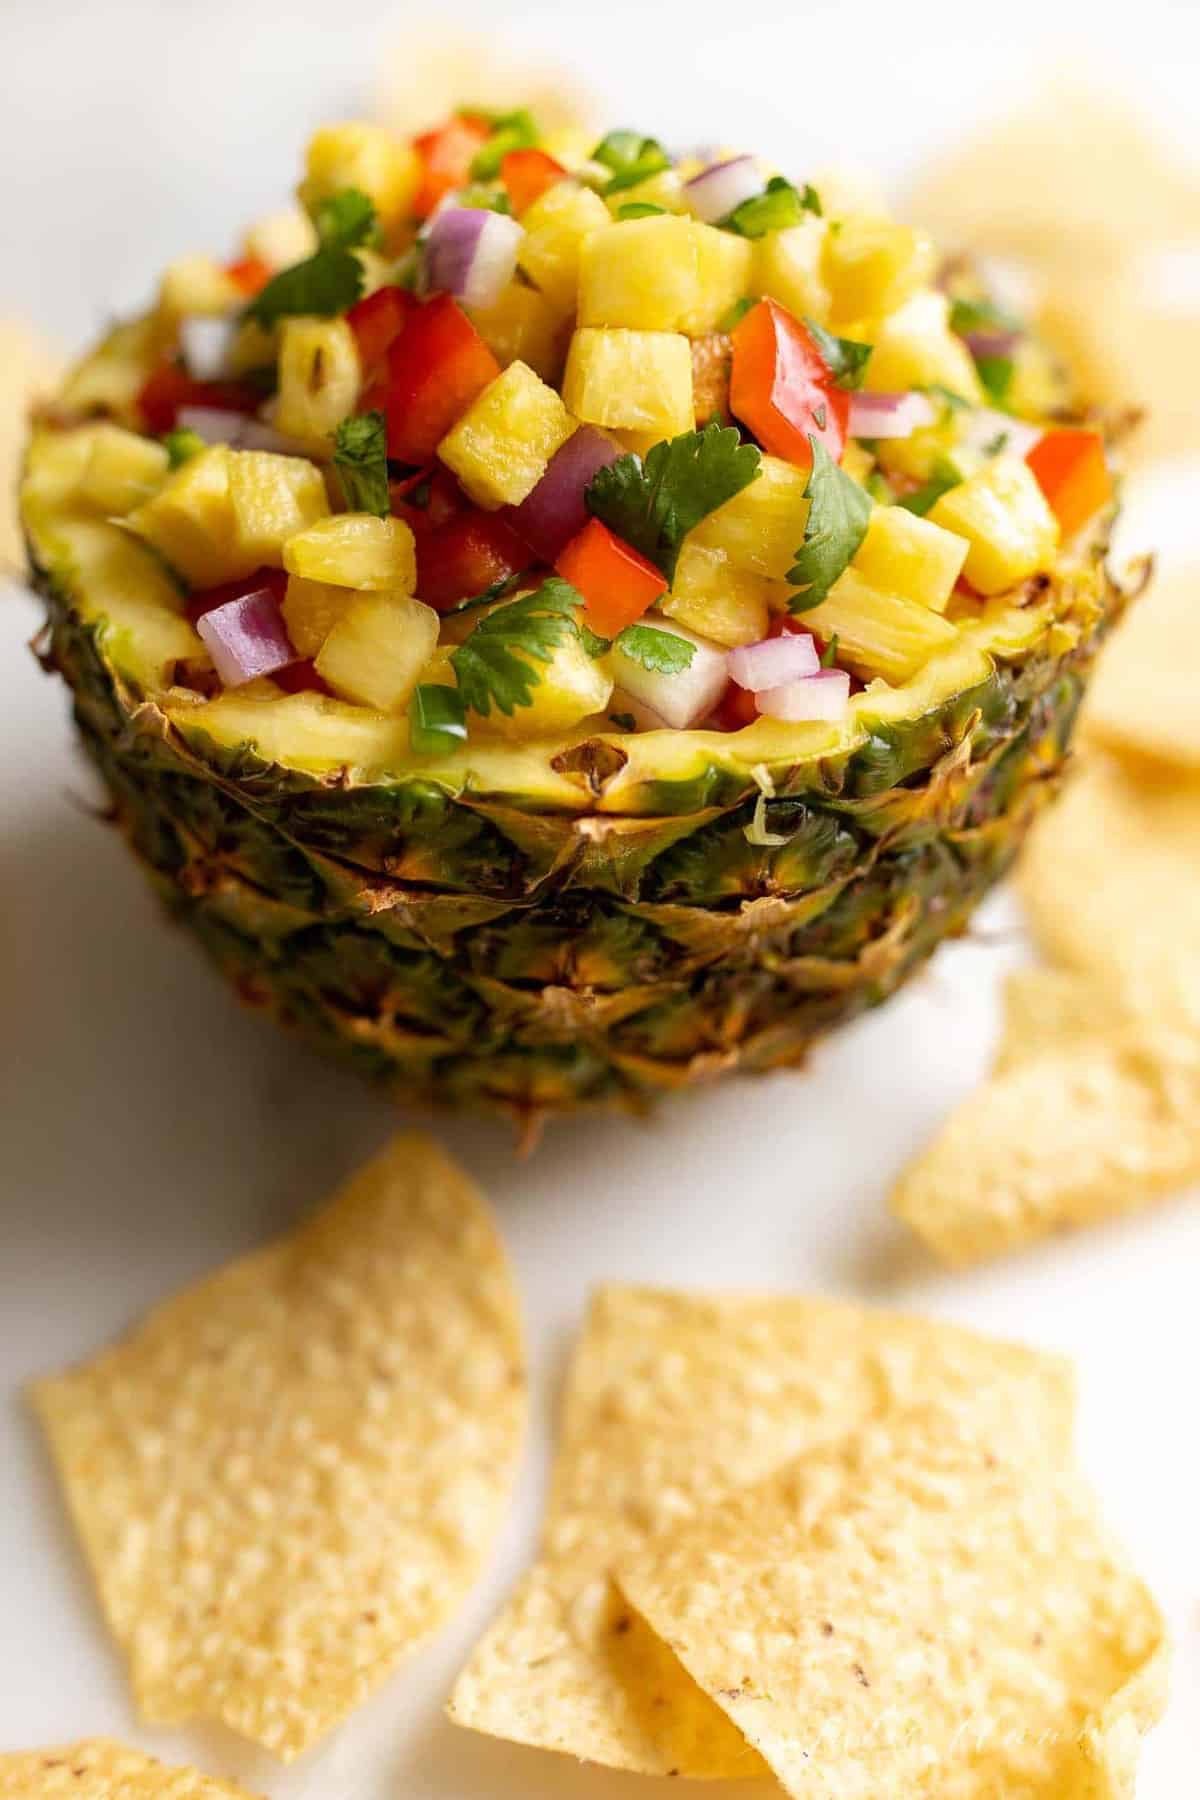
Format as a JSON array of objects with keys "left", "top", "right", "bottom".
[
  {"left": 185, "top": 566, "right": 287, "bottom": 628},
  {"left": 273, "top": 658, "right": 334, "bottom": 696},
  {"left": 137, "top": 361, "right": 262, "bottom": 436},
  {"left": 415, "top": 511, "right": 529, "bottom": 611},
  {"left": 382, "top": 294, "right": 501, "bottom": 464},
  {"left": 714, "top": 681, "right": 759, "bottom": 731},
  {"left": 412, "top": 114, "right": 492, "bottom": 219},
  {"left": 390, "top": 466, "right": 468, "bottom": 534},
  {"left": 1026, "top": 428, "right": 1112, "bottom": 537},
  {"left": 730, "top": 298, "right": 848, "bottom": 468},
  {"left": 346, "top": 285, "right": 416, "bottom": 372},
  {"left": 555, "top": 518, "right": 668, "bottom": 639},
  {"left": 225, "top": 255, "right": 272, "bottom": 297},
  {"left": 501, "top": 147, "right": 566, "bottom": 214}
]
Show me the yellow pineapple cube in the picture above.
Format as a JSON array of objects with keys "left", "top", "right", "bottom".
[
  {"left": 240, "top": 206, "right": 318, "bottom": 270},
  {"left": 76, "top": 425, "right": 170, "bottom": 516},
  {"left": 578, "top": 215, "right": 752, "bottom": 334},
  {"left": 157, "top": 255, "right": 242, "bottom": 323},
  {"left": 298, "top": 122, "right": 420, "bottom": 230},
  {"left": 864, "top": 292, "right": 982, "bottom": 402},
  {"left": 661, "top": 543, "right": 772, "bottom": 646},
  {"left": 840, "top": 439, "right": 875, "bottom": 488},
  {"left": 603, "top": 169, "right": 688, "bottom": 217},
  {"left": 563, "top": 328, "right": 693, "bottom": 437},
  {"left": 802, "top": 568, "right": 959, "bottom": 684},
  {"left": 283, "top": 514, "right": 417, "bottom": 592},
  {"left": 929, "top": 457, "right": 1061, "bottom": 596},
  {"left": 608, "top": 428, "right": 670, "bottom": 458},
  {"left": 438, "top": 361, "right": 576, "bottom": 508},
  {"left": 226, "top": 451, "right": 331, "bottom": 568},
  {"left": 823, "top": 216, "right": 935, "bottom": 325},
  {"left": 753, "top": 216, "right": 831, "bottom": 325},
  {"left": 281, "top": 575, "right": 353, "bottom": 657},
  {"left": 688, "top": 453, "right": 810, "bottom": 580},
  {"left": 314, "top": 591, "right": 440, "bottom": 713},
  {"left": 476, "top": 626, "right": 613, "bottom": 739},
  {"left": 518, "top": 181, "right": 611, "bottom": 312},
  {"left": 125, "top": 447, "right": 241, "bottom": 588},
  {"left": 274, "top": 318, "right": 362, "bottom": 449},
  {"left": 468, "top": 282, "right": 568, "bottom": 383},
  {"left": 852, "top": 505, "right": 969, "bottom": 613}
]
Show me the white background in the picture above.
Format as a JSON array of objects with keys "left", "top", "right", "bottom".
[{"left": 2, "top": 3, "right": 1198, "bottom": 1795}]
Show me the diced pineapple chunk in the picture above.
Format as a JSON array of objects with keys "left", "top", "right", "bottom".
[
  {"left": 281, "top": 575, "right": 353, "bottom": 657},
  {"left": 661, "top": 543, "right": 772, "bottom": 647},
  {"left": 874, "top": 416, "right": 959, "bottom": 482},
  {"left": 563, "top": 328, "right": 693, "bottom": 437},
  {"left": 297, "top": 122, "right": 420, "bottom": 230},
  {"left": 864, "top": 291, "right": 982, "bottom": 402},
  {"left": 438, "top": 361, "right": 576, "bottom": 508},
  {"left": 852, "top": 506, "right": 968, "bottom": 613},
  {"left": 283, "top": 514, "right": 417, "bottom": 592},
  {"left": 753, "top": 216, "right": 831, "bottom": 326},
  {"left": 240, "top": 206, "right": 318, "bottom": 270},
  {"left": 578, "top": 216, "right": 752, "bottom": 334},
  {"left": 468, "top": 283, "right": 568, "bottom": 383},
  {"left": 840, "top": 439, "right": 875, "bottom": 488},
  {"left": 75, "top": 425, "right": 170, "bottom": 516},
  {"left": 476, "top": 627, "right": 613, "bottom": 739},
  {"left": 928, "top": 457, "right": 1060, "bottom": 596},
  {"left": 226, "top": 452, "right": 331, "bottom": 569},
  {"left": 603, "top": 169, "right": 688, "bottom": 217},
  {"left": 157, "top": 256, "right": 243, "bottom": 323},
  {"left": 274, "top": 318, "right": 362, "bottom": 449},
  {"left": 314, "top": 591, "right": 439, "bottom": 712},
  {"left": 802, "top": 568, "right": 959, "bottom": 684},
  {"left": 518, "top": 180, "right": 611, "bottom": 312},
  {"left": 823, "top": 216, "right": 935, "bottom": 325},
  {"left": 125, "top": 447, "right": 238, "bottom": 587},
  {"left": 688, "top": 453, "right": 809, "bottom": 580}
]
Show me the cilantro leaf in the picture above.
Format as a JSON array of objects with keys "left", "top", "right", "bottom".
[
  {"left": 895, "top": 456, "right": 962, "bottom": 517},
  {"left": 802, "top": 316, "right": 873, "bottom": 390},
  {"left": 245, "top": 187, "right": 378, "bottom": 328},
  {"left": 333, "top": 411, "right": 390, "bottom": 517},
  {"left": 614, "top": 624, "right": 696, "bottom": 674},
  {"left": 949, "top": 295, "right": 1021, "bottom": 337},
  {"left": 578, "top": 623, "right": 612, "bottom": 657},
  {"left": 592, "top": 130, "right": 671, "bottom": 195},
  {"left": 787, "top": 436, "right": 872, "bottom": 613},
  {"left": 586, "top": 421, "right": 762, "bottom": 581},
  {"left": 470, "top": 109, "right": 538, "bottom": 180},
  {"left": 725, "top": 176, "right": 810, "bottom": 239},
  {"left": 976, "top": 354, "right": 1014, "bottom": 406},
  {"left": 450, "top": 577, "right": 583, "bottom": 716}
]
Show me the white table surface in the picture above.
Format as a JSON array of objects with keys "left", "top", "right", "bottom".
[{"left": 2, "top": 3, "right": 1198, "bottom": 1793}]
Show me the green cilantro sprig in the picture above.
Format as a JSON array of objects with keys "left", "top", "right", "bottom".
[
  {"left": 614, "top": 624, "right": 695, "bottom": 674},
  {"left": 245, "top": 188, "right": 378, "bottom": 329},
  {"left": 895, "top": 456, "right": 963, "bottom": 517},
  {"left": 586, "top": 421, "right": 762, "bottom": 581},
  {"left": 787, "top": 437, "right": 872, "bottom": 613},
  {"left": 332, "top": 411, "right": 390, "bottom": 517},
  {"left": 803, "top": 317, "right": 873, "bottom": 390},
  {"left": 450, "top": 578, "right": 585, "bottom": 717},
  {"left": 724, "top": 176, "right": 820, "bottom": 239},
  {"left": 592, "top": 130, "right": 671, "bottom": 195},
  {"left": 976, "top": 355, "right": 1015, "bottom": 406}
]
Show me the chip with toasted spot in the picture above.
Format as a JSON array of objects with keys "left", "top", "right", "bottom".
[
  {"left": 615, "top": 1412, "right": 1167, "bottom": 1800},
  {"left": 448, "top": 1285, "right": 1074, "bottom": 1775},
  {"left": 33, "top": 1132, "right": 526, "bottom": 1761},
  {"left": 1085, "top": 564, "right": 1200, "bottom": 772},
  {"left": 0, "top": 1740, "right": 263, "bottom": 1799}
]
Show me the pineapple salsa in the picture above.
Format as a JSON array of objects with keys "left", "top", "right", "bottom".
[{"left": 28, "top": 110, "right": 1114, "bottom": 770}]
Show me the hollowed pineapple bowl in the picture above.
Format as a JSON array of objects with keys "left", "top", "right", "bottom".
[{"left": 23, "top": 113, "right": 1131, "bottom": 1129}]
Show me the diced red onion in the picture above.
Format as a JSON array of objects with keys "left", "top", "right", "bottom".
[
  {"left": 728, "top": 630, "right": 819, "bottom": 692},
  {"left": 847, "top": 391, "right": 937, "bottom": 439},
  {"left": 176, "top": 407, "right": 316, "bottom": 459},
  {"left": 955, "top": 407, "right": 1041, "bottom": 460},
  {"left": 196, "top": 588, "right": 296, "bottom": 687},
  {"left": 684, "top": 155, "right": 765, "bottom": 224},
  {"left": 424, "top": 208, "right": 524, "bottom": 311},
  {"left": 756, "top": 668, "right": 851, "bottom": 722},
  {"left": 507, "top": 425, "right": 623, "bottom": 562},
  {"left": 965, "top": 328, "right": 1020, "bottom": 361},
  {"left": 179, "top": 316, "right": 234, "bottom": 381}
]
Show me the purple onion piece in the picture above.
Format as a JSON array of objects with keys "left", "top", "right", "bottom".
[
  {"left": 424, "top": 208, "right": 523, "bottom": 310},
  {"left": 684, "top": 156, "right": 765, "bottom": 224},
  {"left": 507, "top": 425, "right": 624, "bottom": 562},
  {"left": 756, "top": 668, "right": 850, "bottom": 723},
  {"left": 197, "top": 588, "right": 296, "bottom": 688},
  {"left": 728, "top": 631, "right": 820, "bottom": 692}
]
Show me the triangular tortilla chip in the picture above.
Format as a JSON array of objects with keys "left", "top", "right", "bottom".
[
  {"left": 0, "top": 1741, "right": 262, "bottom": 1799},
  {"left": 1085, "top": 564, "right": 1200, "bottom": 773}
]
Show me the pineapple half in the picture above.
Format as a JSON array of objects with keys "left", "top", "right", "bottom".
[{"left": 22, "top": 125, "right": 1132, "bottom": 1129}]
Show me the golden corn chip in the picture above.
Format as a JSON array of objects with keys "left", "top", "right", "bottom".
[
  {"left": 448, "top": 1285, "right": 1074, "bottom": 1774},
  {"left": 892, "top": 1022, "right": 1200, "bottom": 1265},
  {"left": 33, "top": 1132, "right": 526, "bottom": 1761},
  {"left": 616, "top": 1412, "right": 1167, "bottom": 1800},
  {"left": 0, "top": 319, "right": 63, "bottom": 571},
  {"left": 1085, "top": 564, "right": 1200, "bottom": 771},
  {"left": 0, "top": 1741, "right": 262, "bottom": 1799},
  {"left": 995, "top": 965, "right": 1133, "bottom": 1073},
  {"left": 1020, "top": 754, "right": 1200, "bottom": 1025}
]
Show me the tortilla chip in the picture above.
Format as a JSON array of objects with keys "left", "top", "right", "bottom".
[
  {"left": 0, "top": 319, "right": 63, "bottom": 572},
  {"left": 374, "top": 31, "right": 593, "bottom": 137},
  {"left": 892, "top": 1021, "right": 1200, "bottom": 1265},
  {"left": 33, "top": 1132, "right": 526, "bottom": 1761},
  {"left": 995, "top": 965, "right": 1134, "bottom": 1073},
  {"left": 0, "top": 1741, "right": 263, "bottom": 1799},
  {"left": 616, "top": 1412, "right": 1167, "bottom": 1800},
  {"left": 1085, "top": 564, "right": 1200, "bottom": 771},
  {"left": 1019, "top": 754, "right": 1200, "bottom": 1026},
  {"left": 448, "top": 1285, "right": 1074, "bottom": 1775}
]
